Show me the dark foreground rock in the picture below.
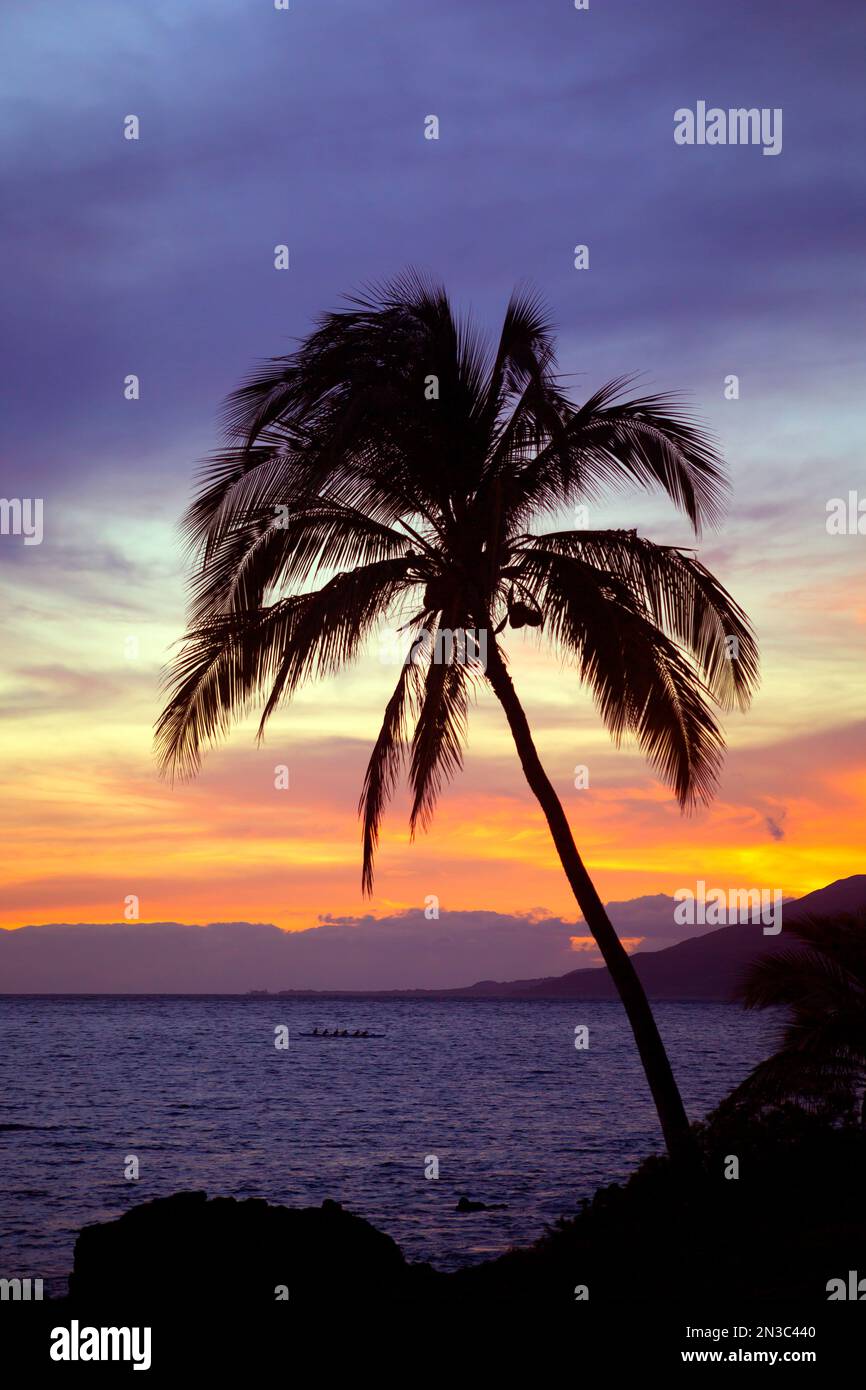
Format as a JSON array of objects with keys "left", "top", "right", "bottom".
[
  {"left": 62, "top": 1107, "right": 866, "bottom": 1308},
  {"left": 70, "top": 1192, "right": 433, "bottom": 1306}
]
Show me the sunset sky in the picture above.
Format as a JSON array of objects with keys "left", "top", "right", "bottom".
[{"left": 1, "top": 0, "right": 863, "bottom": 954}]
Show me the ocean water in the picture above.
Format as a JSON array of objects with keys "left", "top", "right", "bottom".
[{"left": 0, "top": 996, "right": 776, "bottom": 1295}]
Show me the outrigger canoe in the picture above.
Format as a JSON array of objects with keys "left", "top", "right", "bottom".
[{"left": 298, "top": 1032, "right": 384, "bottom": 1039}]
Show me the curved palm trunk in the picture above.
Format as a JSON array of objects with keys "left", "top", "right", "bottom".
[{"left": 484, "top": 638, "right": 697, "bottom": 1165}]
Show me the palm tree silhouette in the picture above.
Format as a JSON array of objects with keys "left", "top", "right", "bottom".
[
  {"left": 156, "top": 274, "right": 759, "bottom": 1162},
  {"left": 735, "top": 911, "right": 866, "bottom": 1125}
]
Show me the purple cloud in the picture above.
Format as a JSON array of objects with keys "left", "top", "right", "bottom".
[{"left": 0, "top": 891, "right": 718, "bottom": 993}]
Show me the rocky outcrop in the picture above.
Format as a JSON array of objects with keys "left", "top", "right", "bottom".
[{"left": 70, "top": 1191, "right": 430, "bottom": 1305}]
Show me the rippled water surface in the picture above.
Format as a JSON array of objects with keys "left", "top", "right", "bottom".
[{"left": 0, "top": 996, "right": 775, "bottom": 1293}]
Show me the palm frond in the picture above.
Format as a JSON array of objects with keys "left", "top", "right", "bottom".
[
  {"left": 155, "top": 599, "right": 300, "bottom": 781},
  {"left": 188, "top": 497, "right": 416, "bottom": 621},
  {"left": 733, "top": 910, "right": 866, "bottom": 1122},
  {"left": 359, "top": 637, "right": 426, "bottom": 894},
  {"left": 521, "top": 529, "right": 759, "bottom": 711},
  {"left": 157, "top": 557, "right": 416, "bottom": 779},
  {"left": 505, "top": 381, "right": 727, "bottom": 536},
  {"left": 519, "top": 546, "right": 725, "bottom": 806},
  {"left": 408, "top": 624, "right": 478, "bottom": 834}
]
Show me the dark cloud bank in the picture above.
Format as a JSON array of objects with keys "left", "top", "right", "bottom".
[{"left": 0, "top": 896, "right": 708, "bottom": 992}]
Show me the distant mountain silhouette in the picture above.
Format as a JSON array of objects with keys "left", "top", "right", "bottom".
[{"left": 452, "top": 877, "right": 866, "bottom": 1001}]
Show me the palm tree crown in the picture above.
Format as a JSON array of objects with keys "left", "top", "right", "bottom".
[{"left": 156, "top": 272, "right": 758, "bottom": 892}]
